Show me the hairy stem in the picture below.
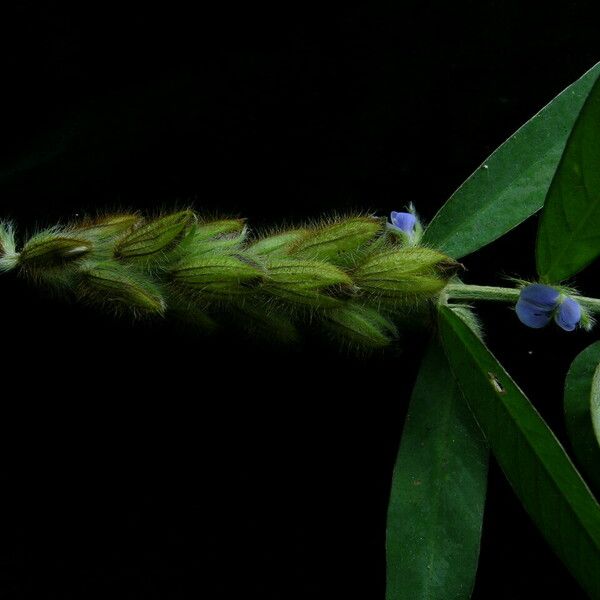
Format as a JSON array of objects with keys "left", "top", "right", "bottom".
[{"left": 445, "top": 283, "right": 600, "bottom": 314}]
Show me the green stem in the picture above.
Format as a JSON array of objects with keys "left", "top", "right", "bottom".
[{"left": 444, "top": 283, "right": 600, "bottom": 314}]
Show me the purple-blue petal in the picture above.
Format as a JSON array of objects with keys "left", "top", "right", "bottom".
[
  {"left": 515, "top": 297, "right": 554, "bottom": 329},
  {"left": 555, "top": 297, "right": 582, "bottom": 332},
  {"left": 390, "top": 211, "right": 417, "bottom": 234},
  {"left": 519, "top": 284, "right": 560, "bottom": 310}
]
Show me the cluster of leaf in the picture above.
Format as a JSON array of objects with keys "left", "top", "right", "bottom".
[
  {"left": 0, "top": 210, "right": 458, "bottom": 350},
  {"left": 387, "top": 62, "right": 600, "bottom": 599}
]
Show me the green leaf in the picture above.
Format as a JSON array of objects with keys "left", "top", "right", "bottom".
[
  {"left": 439, "top": 307, "right": 600, "bottom": 598},
  {"left": 536, "top": 73, "right": 600, "bottom": 282},
  {"left": 564, "top": 341, "right": 600, "bottom": 494},
  {"left": 386, "top": 340, "right": 488, "bottom": 600},
  {"left": 423, "top": 61, "right": 600, "bottom": 259}
]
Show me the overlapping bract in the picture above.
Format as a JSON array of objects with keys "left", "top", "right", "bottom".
[{"left": 0, "top": 210, "right": 458, "bottom": 349}]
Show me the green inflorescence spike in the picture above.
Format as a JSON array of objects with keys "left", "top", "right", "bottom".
[{"left": 0, "top": 210, "right": 457, "bottom": 349}]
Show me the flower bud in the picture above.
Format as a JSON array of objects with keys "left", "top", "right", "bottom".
[
  {"left": 19, "top": 230, "right": 92, "bottom": 266},
  {"left": 179, "top": 219, "right": 247, "bottom": 256},
  {"left": 263, "top": 258, "right": 352, "bottom": 308},
  {"left": 324, "top": 304, "right": 398, "bottom": 349},
  {"left": 168, "top": 298, "right": 219, "bottom": 333},
  {"left": 194, "top": 219, "right": 246, "bottom": 240},
  {"left": 248, "top": 230, "right": 308, "bottom": 257},
  {"left": 82, "top": 262, "right": 166, "bottom": 314},
  {"left": 353, "top": 247, "right": 452, "bottom": 302},
  {"left": 171, "top": 255, "right": 263, "bottom": 297},
  {"left": 390, "top": 211, "right": 417, "bottom": 234},
  {"left": 230, "top": 303, "right": 300, "bottom": 344},
  {"left": 0, "top": 221, "right": 18, "bottom": 272},
  {"left": 387, "top": 206, "right": 423, "bottom": 245},
  {"left": 74, "top": 214, "right": 142, "bottom": 241},
  {"left": 289, "top": 216, "right": 384, "bottom": 263},
  {"left": 115, "top": 210, "right": 196, "bottom": 259}
]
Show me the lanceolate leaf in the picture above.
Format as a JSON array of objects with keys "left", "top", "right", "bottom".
[
  {"left": 386, "top": 341, "right": 488, "bottom": 600},
  {"left": 439, "top": 306, "right": 600, "bottom": 599},
  {"left": 536, "top": 72, "right": 600, "bottom": 282},
  {"left": 423, "top": 61, "right": 600, "bottom": 260},
  {"left": 564, "top": 341, "right": 600, "bottom": 494}
]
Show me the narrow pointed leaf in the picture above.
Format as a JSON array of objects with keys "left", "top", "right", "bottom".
[
  {"left": 564, "top": 341, "right": 600, "bottom": 494},
  {"left": 439, "top": 306, "right": 600, "bottom": 599},
  {"left": 424, "top": 61, "right": 600, "bottom": 259},
  {"left": 536, "top": 72, "right": 600, "bottom": 281},
  {"left": 386, "top": 341, "right": 488, "bottom": 600}
]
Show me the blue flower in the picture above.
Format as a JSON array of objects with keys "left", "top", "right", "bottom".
[
  {"left": 390, "top": 211, "right": 417, "bottom": 235},
  {"left": 555, "top": 296, "right": 582, "bottom": 332},
  {"left": 516, "top": 284, "right": 559, "bottom": 329},
  {"left": 515, "top": 284, "right": 582, "bottom": 331}
]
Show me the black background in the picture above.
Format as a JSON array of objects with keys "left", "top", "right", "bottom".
[{"left": 0, "top": 2, "right": 599, "bottom": 598}]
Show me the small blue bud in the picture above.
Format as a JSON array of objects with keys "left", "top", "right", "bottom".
[
  {"left": 515, "top": 284, "right": 560, "bottom": 329},
  {"left": 555, "top": 296, "right": 582, "bottom": 332},
  {"left": 390, "top": 211, "right": 417, "bottom": 235}
]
